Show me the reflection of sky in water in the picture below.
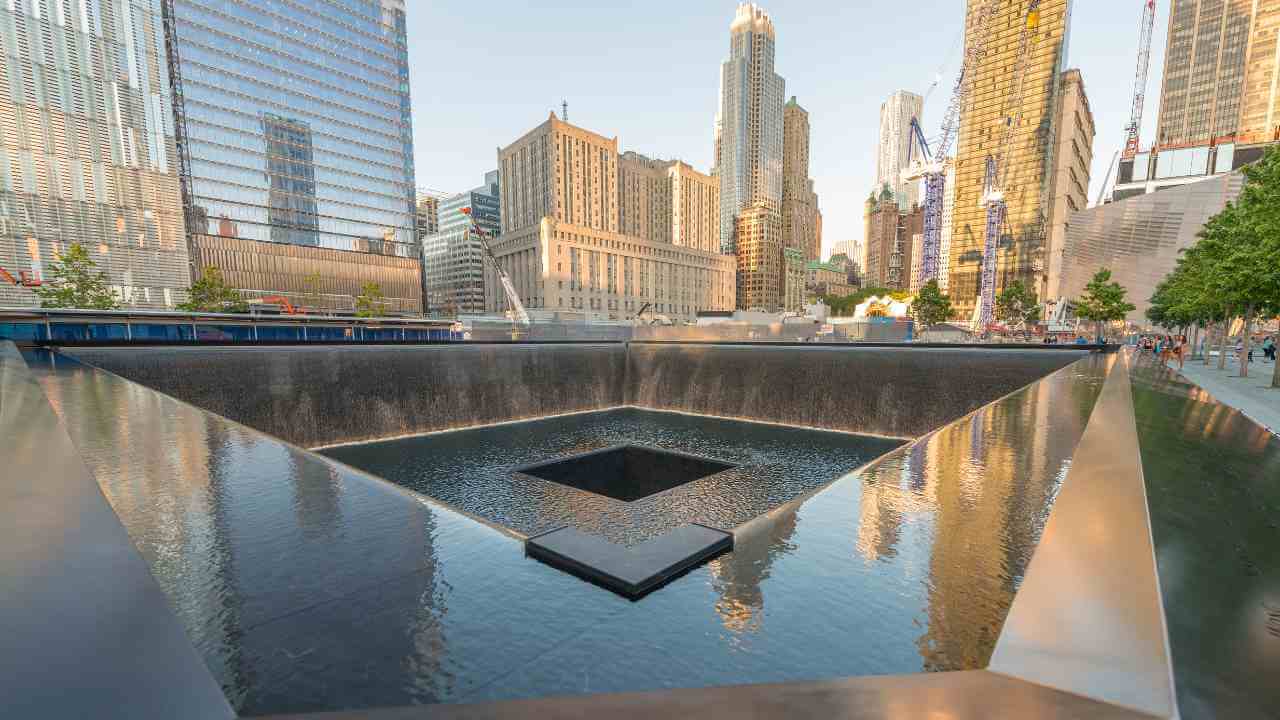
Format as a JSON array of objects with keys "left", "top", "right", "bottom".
[{"left": 28, "top": 351, "right": 1108, "bottom": 716}]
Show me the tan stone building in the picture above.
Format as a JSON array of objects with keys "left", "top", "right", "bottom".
[
  {"left": 784, "top": 247, "right": 805, "bottom": 312},
  {"left": 950, "top": 0, "right": 1071, "bottom": 317},
  {"left": 735, "top": 202, "right": 784, "bottom": 311},
  {"left": 619, "top": 152, "right": 674, "bottom": 244},
  {"left": 864, "top": 190, "right": 921, "bottom": 293},
  {"left": 1043, "top": 69, "right": 1095, "bottom": 301},
  {"left": 670, "top": 162, "right": 721, "bottom": 253},
  {"left": 782, "top": 97, "right": 822, "bottom": 262},
  {"left": 488, "top": 114, "right": 734, "bottom": 321}
]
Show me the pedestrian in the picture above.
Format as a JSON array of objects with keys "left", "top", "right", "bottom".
[
  {"left": 1264, "top": 335, "right": 1276, "bottom": 362},
  {"left": 1176, "top": 335, "right": 1186, "bottom": 370}
]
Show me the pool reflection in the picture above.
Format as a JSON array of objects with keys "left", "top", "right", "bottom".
[{"left": 27, "top": 350, "right": 1109, "bottom": 715}]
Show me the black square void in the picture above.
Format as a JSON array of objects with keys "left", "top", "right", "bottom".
[{"left": 516, "top": 445, "right": 735, "bottom": 502}]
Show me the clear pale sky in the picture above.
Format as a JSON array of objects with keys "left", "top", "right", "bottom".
[{"left": 407, "top": 1, "right": 1167, "bottom": 259}]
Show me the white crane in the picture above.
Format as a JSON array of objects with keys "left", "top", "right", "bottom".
[{"left": 460, "top": 207, "right": 530, "bottom": 325}]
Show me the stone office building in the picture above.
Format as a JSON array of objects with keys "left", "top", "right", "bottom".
[{"left": 488, "top": 114, "right": 734, "bottom": 322}]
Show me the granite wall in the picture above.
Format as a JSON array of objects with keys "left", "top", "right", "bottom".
[
  {"left": 68, "top": 343, "right": 1087, "bottom": 446},
  {"left": 625, "top": 344, "right": 1087, "bottom": 438},
  {"left": 67, "top": 344, "right": 627, "bottom": 448}
]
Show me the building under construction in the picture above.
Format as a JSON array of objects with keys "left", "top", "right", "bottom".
[{"left": 948, "top": 0, "right": 1072, "bottom": 319}]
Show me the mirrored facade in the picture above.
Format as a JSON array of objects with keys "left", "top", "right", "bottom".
[
  {"left": 422, "top": 172, "right": 498, "bottom": 315},
  {"left": 171, "top": 0, "right": 416, "bottom": 255},
  {"left": 0, "top": 0, "right": 192, "bottom": 309}
]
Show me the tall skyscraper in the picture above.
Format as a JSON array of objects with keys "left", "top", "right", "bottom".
[
  {"left": 716, "top": 3, "right": 785, "bottom": 253},
  {"left": 949, "top": 0, "right": 1071, "bottom": 317},
  {"left": 491, "top": 113, "right": 734, "bottom": 321},
  {"left": 876, "top": 91, "right": 924, "bottom": 210},
  {"left": 171, "top": 0, "right": 422, "bottom": 313},
  {"left": 782, "top": 97, "right": 821, "bottom": 263},
  {"left": 0, "top": 0, "right": 192, "bottom": 309},
  {"left": 423, "top": 173, "right": 498, "bottom": 315},
  {"left": 735, "top": 202, "right": 783, "bottom": 310},
  {"left": 1155, "top": 0, "right": 1254, "bottom": 147}
]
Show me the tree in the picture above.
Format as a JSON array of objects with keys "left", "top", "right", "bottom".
[
  {"left": 1229, "top": 146, "right": 1280, "bottom": 382},
  {"left": 912, "top": 279, "right": 953, "bottom": 339},
  {"left": 995, "top": 280, "right": 1041, "bottom": 334},
  {"left": 355, "top": 282, "right": 387, "bottom": 318},
  {"left": 178, "top": 266, "right": 248, "bottom": 313},
  {"left": 1075, "top": 268, "right": 1135, "bottom": 342},
  {"left": 32, "top": 242, "right": 120, "bottom": 310}
]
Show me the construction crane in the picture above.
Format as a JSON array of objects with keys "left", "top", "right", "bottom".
[
  {"left": 904, "top": 0, "right": 1002, "bottom": 284},
  {"left": 975, "top": 0, "right": 1042, "bottom": 331},
  {"left": 0, "top": 266, "right": 41, "bottom": 288},
  {"left": 1123, "top": 0, "right": 1157, "bottom": 159},
  {"left": 459, "top": 207, "right": 531, "bottom": 325}
]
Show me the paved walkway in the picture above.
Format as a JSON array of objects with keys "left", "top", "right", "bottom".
[{"left": 1175, "top": 353, "right": 1280, "bottom": 434}]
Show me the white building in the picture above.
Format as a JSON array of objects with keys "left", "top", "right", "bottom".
[{"left": 876, "top": 90, "right": 924, "bottom": 211}]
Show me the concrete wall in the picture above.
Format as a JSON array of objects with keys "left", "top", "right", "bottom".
[{"left": 68, "top": 343, "right": 1086, "bottom": 446}]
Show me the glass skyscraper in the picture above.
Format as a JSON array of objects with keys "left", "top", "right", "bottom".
[
  {"left": 0, "top": 0, "right": 192, "bottom": 309},
  {"left": 423, "top": 172, "right": 498, "bottom": 315},
  {"left": 172, "top": 0, "right": 422, "bottom": 312}
]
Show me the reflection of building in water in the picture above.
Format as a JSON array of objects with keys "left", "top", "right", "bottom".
[
  {"left": 852, "top": 364, "right": 1094, "bottom": 672},
  {"left": 37, "top": 359, "right": 456, "bottom": 707},
  {"left": 706, "top": 507, "right": 799, "bottom": 634}
]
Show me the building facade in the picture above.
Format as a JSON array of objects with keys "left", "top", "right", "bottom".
[
  {"left": 876, "top": 90, "right": 924, "bottom": 210},
  {"left": 716, "top": 3, "right": 785, "bottom": 253},
  {"left": 0, "top": 0, "right": 192, "bottom": 309},
  {"left": 782, "top": 97, "right": 820, "bottom": 262},
  {"left": 488, "top": 114, "right": 733, "bottom": 322},
  {"left": 1240, "top": 1, "right": 1280, "bottom": 142},
  {"left": 416, "top": 193, "right": 440, "bottom": 239},
  {"left": 1058, "top": 171, "right": 1244, "bottom": 321},
  {"left": 950, "top": 0, "right": 1071, "bottom": 317},
  {"left": 864, "top": 190, "right": 921, "bottom": 293},
  {"left": 1155, "top": 0, "right": 1254, "bottom": 148},
  {"left": 171, "top": 0, "right": 420, "bottom": 312},
  {"left": 1043, "top": 69, "right": 1095, "bottom": 301},
  {"left": 422, "top": 172, "right": 498, "bottom": 315},
  {"left": 783, "top": 246, "right": 805, "bottom": 312},
  {"left": 619, "top": 151, "right": 673, "bottom": 244},
  {"left": 734, "top": 202, "right": 783, "bottom": 310}
]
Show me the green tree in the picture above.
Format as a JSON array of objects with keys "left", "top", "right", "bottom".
[
  {"left": 32, "top": 242, "right": 120, "bottom": 310},
  {"left": 912, "top": 279, "right": 953, "bottom": 339},
  {"left": 994, "top": 280, "right": 1041, "bottom": 334},
  {"left": 1074, "top": 268, "right": 1135, "bottom": 342},
  {"left": 1228, "top": 146, "right": 1280, "bottom": 381},
  {"left": 178, "top": 266, "right": 248, "bottom": 313},
  {"left": 355, "top": 282, "right": 387, "bottom": 318}
]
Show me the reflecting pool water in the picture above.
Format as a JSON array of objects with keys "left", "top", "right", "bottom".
[
  {"left": 27, "top": 351, "right": 1105, "bottom": 716},
  {"left": 1128, "top": 357, "right": 1280, "bottom": 719},
  {"left": 320, "top": 408, "right": 904, "bottom": 545}
]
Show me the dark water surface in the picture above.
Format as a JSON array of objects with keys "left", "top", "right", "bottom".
[
  {"left": 1128, "top": 357, "right": 1280, "bottom": 719},
  {"left": 27, "top": 351, "right": 1105, "bottom": 716},
  {"left": 320, "top": 409, "right": 904, "bottom": 545}
]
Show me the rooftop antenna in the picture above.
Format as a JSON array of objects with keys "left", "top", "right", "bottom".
[{"left": 561, "top": 99, "right": 568, "bottom": 122}]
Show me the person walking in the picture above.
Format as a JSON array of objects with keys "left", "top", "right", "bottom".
[
  {"left": 1264, "top": 335, "right": 1276, "bottom": 362},
  {"left": 1176, "top": 335, "right": 1186, "bottom": 370}
]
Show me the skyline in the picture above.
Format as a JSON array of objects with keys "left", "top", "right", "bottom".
[{"left": 407, "top": 1, "right": 1168, "bottom": 259}]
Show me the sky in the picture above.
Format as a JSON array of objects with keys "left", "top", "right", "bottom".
[{"left": 407, "top": 1, "right": 1168, "bottom": 259}]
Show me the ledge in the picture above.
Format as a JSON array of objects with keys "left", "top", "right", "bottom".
[{"left": 526, "top": 524, "right": 733, "bottom": 599}]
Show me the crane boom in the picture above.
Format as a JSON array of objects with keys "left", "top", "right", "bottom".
[
  {"left": 1123, "top": 0, "right": 1157, "bottom": 159},
  {"left": 902, "top": 0, "right": 1001, "bottom": 285},
  {"left": 460, "top": 208, "right": 531, "bottom": 325}
]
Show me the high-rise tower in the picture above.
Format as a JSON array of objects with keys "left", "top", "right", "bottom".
[
  {"left": 948, "top": 0, "right": 1071, "bottom": 317},
  {"left": 782, "top": 97, "right": 820, "bottom": 263},
  {"left": 1155, "top": 0, "right": 1253, "bottom": 148},
  {"left": 716, "top": 3, "right": 785, "bottom": 254},
  {"left": 876, "top": 91, "right": 924, "bottom": 210}
]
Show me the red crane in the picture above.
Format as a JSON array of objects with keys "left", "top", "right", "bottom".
[
  {"left": 1123, "top": 0, "right": 1157, "bottom": 159},
  {"left": 0, "top": 266, "right": 41, "bottom": 287}
]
